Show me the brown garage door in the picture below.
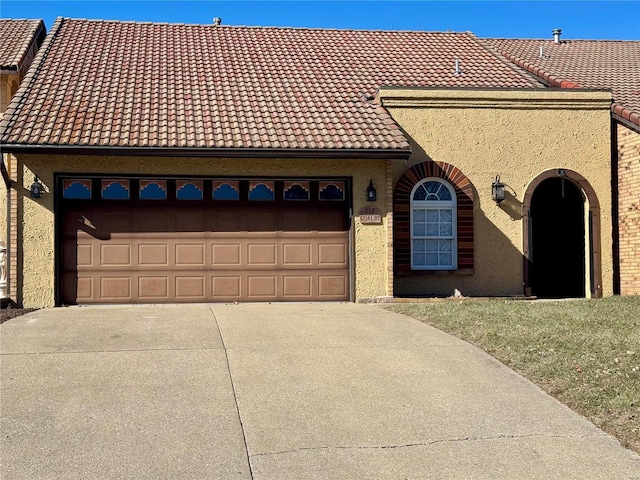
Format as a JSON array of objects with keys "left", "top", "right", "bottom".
[{"left": 59, "top": 178, "right": 351, "bottom": 304}]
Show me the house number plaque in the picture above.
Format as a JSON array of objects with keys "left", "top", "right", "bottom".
[{"left": 359, "top": 206, "right": 382, "bottom": 224}]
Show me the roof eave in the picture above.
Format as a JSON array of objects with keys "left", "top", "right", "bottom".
[{"left": 0, "top": 144, "right": 412, "bottom": 160}]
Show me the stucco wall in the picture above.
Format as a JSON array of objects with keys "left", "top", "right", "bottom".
[
  {"left": 381, "top": 88, "right": 614, "bottom": 298},
  {"left": 15, "top": 155, "right": 389, "bottom": 307},
  {"left": 617, "top": 123, "right": 640, "bottom": 295}
]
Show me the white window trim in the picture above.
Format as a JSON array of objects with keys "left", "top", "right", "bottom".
[{"left": 410, "top": 178, "right": 458, "bottom": 270}]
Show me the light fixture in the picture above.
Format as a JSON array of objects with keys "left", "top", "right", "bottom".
[
  {"left": 30, "top": 176, "right": 43, "bottom": 198},
  {"left": 366, "top": 179, "right": 376, "bottom": 202},
  {"left": 491, "top": 175, "right": 505, "bottom": 204}
]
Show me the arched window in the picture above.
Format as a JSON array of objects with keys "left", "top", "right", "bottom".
[{"left": 410, "top": 179, "right": 457, "bottom": 270}]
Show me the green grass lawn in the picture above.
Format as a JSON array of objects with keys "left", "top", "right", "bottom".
[{"left": 384, "top": 296, "right": 640, "bottom": 454}]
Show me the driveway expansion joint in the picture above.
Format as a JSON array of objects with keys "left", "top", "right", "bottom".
[
  {"left": 0, "top": 347, "right": 224, "bottom": 355},
  {"left": 210, "top": 306, "right": 255, "bottom": 480}
]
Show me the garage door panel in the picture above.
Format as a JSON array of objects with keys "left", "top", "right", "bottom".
[
  {"left": 247, "top": 243, "right": 277, "bottom": 265},
  {"left": 138, "top": 244, "right": 169, "bottom": 266},
  {"left": 211, "top": 276, "right": 242, "bottom": 298},
  {"left": 138, "top": 276, "right": 169, "bottom": 299},
  {"left": 283, "top": 243, "right": 312, "bottom": 265},
  {"left": 175, "top": 276, "right": 206, "bottom": 299},
  {"left": 248, "top": 210, "right": 277, "bottom": 232},
  {"left": 282, "top": 210, "right": 312, "bottom": 231},
  {"left": 175, "top": 244, "right": 206, "bottom": 266},
  {"left": 210, "top": 209, "right": 243, "bottom": 232},
  {"left": 100, "top": 277, "right": 132, "bottom": 300},
  {"left": 100, "top": 212, "right": 131, "bottom": 232},
  {"left": 283, "top": 275, "right": 312, "bottom": 297},
  {"left": 318, "top": 274, "right": 348, "bottom": 297},
  {"left": 100, "top": 244, "right": 132, "bottom": 266},
  {"left": 317, "top": 209, "right": 347, "bottom": 231},
  {"left": 318, "top": 242, "right": 347, "bottom": 265},
  {"left": 247, "top": 276, "right": 277, "bottom": 298},
  {"left": 211, "top": 244, "right": 241, "bottom": 265},
  {"left": 175, "top": 209, "right": 205, "bottom": 232}
]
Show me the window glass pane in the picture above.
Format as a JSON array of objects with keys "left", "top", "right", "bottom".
[
  {"left": 413, "top": 253, "right": 426, "bottom": 266},
  {"left": 213, "top": 181, "right": 239, "bottom": 200},
  {"left": 426, "top": 210, "right": 438, "bottom": 222},
  {"left": 412, "top": 240, "right": 425, "bottom": 253},
  {"left": 140, "top": 180, "right": 167, "bottom": 200},
  {"left": 413, "top": 185, "right": 427, "bottom": 201},
  {"left": 425, "top": 181, "right": 439, "bottom": 194},
  {"left": 413, "top": 209, "right": 425, "bottom": 222},
  {"left": 176, "top": 181, "right": 204, "bottom": 200},
  {"left": 63, "top": 180, "right": 91, "bottom": 199},
  {"left": 319, "top": 182, "right": 344, "bottom": 200},
  {"left": 426, "top": 253, "right": 438, "bottom": 265},
  {"left": 284, "top": 182, "right": 310, "bottom": 200},
  {"left": 102, "top": 180, "right": 129, "bottom": 200},
  {"left": 439, "top": 253, "right": 453, "bottom": 265},
  {"left": 414, "top": 223, "right": 426, "bottom": 236},
  {"left": 426, "top": 223, "right": 439, "bottom": 236},
  {"left": 437, "top": 185, "right": 452, "bottom": 201},
  {"left": 439, "top": 239, "right": 453, "bottom": 252},
  {"left": 425, "top": 239, "right": 438, "bottom": 252},
  {"left": 439, "top": 209, "right": 453, "bottom": 222},
  {"left": 440, "top": 223, "right": 453, "bottom": 236},
  {"left": 249, "top": 181, "right": 275, "bottom": 200}
]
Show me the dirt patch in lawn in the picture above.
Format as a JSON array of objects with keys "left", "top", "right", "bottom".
[{"left": 1, "top": 302, "right": 38, "bottom": 324}]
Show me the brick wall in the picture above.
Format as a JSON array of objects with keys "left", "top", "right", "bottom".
[{"left": 617, "top": 124, "right": 640, "bottom": 295}]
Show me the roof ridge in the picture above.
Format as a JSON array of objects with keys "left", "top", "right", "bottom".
[
  {"left": 0, "top": 17, "right": 63, "bottom": 142},
  {"left": 54, "top": 16, "right": 472, "bottom": 34},
  {"left": 485, "top": 37, "right": 640, "bottom": 44}
]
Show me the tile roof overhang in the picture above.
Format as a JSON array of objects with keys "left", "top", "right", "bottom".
[
  {"left": 0, "top": 18, "right": 544, "bottom": 156},
  {"left": 484, "top": 38, "right": 640, "bottom": 132},
  {"left": 0, "top": 19, "right": 46, "bottom": 72}
]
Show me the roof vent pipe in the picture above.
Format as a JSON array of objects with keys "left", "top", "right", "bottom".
[
  {"left": 213, "top": 17, "right": 222, "bottom": 26},
  {"left": 539, "top": 46, "right": 545, "bottom": 59},
  {"left": 455, "top": 59, "right": 461, "bottom": 75},
  {"left": 552, "top": 28, "right": 562, "bottom": 43}
]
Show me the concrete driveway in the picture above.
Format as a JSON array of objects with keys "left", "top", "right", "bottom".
[{"left": 1, "top": 303, "right": 639, "bottom": 479}]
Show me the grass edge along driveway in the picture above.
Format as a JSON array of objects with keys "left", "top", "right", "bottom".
[{"left": 384, "top": 296, "right": 640, "bottom": 455}]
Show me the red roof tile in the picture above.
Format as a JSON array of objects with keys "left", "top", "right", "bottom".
[
  {"left": 484, "top": 38, "right": 640, "bottom": 129},
  {"left": 0, "top": 19, "right": 46, "bottom": 70},
  {"left": 1, "top": 18, "right": 543, "bottom": 153}
]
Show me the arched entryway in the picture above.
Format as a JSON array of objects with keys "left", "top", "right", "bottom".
[{"left": 523, "top": 170, "right": 602, "bottom": 299}]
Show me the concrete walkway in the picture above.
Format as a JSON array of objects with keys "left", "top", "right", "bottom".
[{"left": 1, "top": 303, "right": 638, "bottom": 479}]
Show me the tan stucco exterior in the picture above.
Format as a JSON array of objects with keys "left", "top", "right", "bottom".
[
  {"left": 380, "top": 88, "right": 614, "bottom": 298},
  {"left": 13, "top": 155, "right": 390, "bottom": 307}
]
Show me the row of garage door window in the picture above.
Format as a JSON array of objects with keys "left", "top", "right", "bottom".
[{"left": 62, "top": 179, "right": 346, "bottom": 201}]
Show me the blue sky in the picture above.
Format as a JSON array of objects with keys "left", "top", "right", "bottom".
[{"left": 1, "top": 1, "right": 639, "bottom": 40}]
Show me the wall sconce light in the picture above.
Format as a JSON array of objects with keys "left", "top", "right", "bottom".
[
  {"left": 30, "top": 176, "right": 43, "bottom": 198},
  {"left": 366, "top": 179, "right": 377, "bottom": 202},
  {"left": 491, "top": 175, "right": 505, "bottom": 204}
]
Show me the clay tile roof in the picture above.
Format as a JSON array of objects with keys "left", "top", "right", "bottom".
[
  {"left": 0, "top": 19, "right": 46, "bottom": 70},
  {"left": 0, "top": 18, "right": 543, "bottom": 154},
  {"left": 484, "top": 37, "right": 640, "bottom": 129}
]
